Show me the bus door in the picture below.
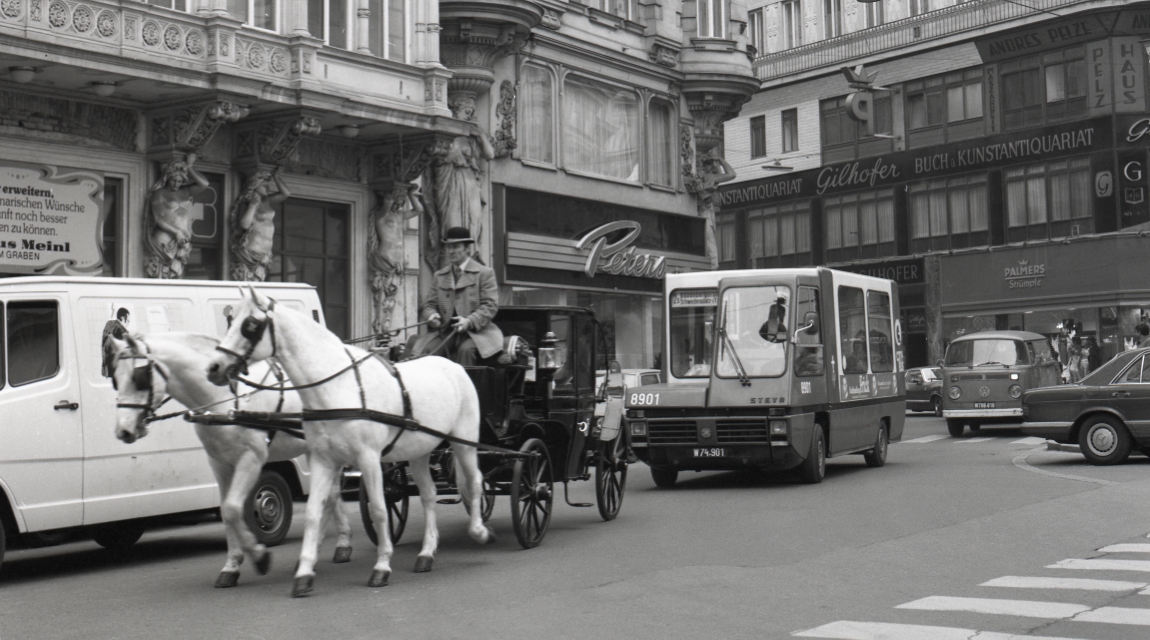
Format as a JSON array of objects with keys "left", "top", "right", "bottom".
[{"left": 792, "top": 281, "right": 828, "bottom": 407}]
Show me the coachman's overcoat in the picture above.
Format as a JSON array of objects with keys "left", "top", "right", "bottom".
[{"left": 420, "top": 260, "right": 504, "bottom": 359}]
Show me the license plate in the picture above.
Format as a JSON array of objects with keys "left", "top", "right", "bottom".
[
  {"left": 974, "top": 402, "right": 995, "bottom": 409},
  {"left": 693, "top": 448, "right": 725, "bottom": 457}
]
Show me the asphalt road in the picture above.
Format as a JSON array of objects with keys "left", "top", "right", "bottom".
[{"left": 3, "top": 414, "right": 1150, "bottom": 640}]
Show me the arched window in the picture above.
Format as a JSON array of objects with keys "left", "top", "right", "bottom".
[{"left": 520, "top": 65, "right": 555, "bottom": 164}]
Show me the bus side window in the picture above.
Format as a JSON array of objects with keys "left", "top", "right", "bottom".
[
  {"left": 867, "top": 291, "right": 894, "bottom": 373},
  {"left": 795, "top": 286, "right": 823, "bottom": 376},
  {"left": 839, "top": 286, "right": 868, "bottom": 374}
]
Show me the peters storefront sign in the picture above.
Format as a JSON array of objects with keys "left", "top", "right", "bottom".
[
  {"left": 0, "top": 161, "right": 105, "bottom": 275},
  {"left": 575, "top": 221, "right": 666, "bottom": 279}
]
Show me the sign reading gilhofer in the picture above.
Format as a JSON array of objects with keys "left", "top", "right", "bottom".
[
  {"left": 0, "top": 161, "right": 105, "bottom": 275},
  {"left": 575, "top": 220, "right": 666, "bottom": 279}
]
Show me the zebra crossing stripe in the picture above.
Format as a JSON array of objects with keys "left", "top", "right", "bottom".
[
  {"left": 980, "top": 576, "right": 1147, "bottom": 591},
  {"left": 1099, "top": 544, "right": 1150, "bottom": 554},
  {"left": 792, "top": 620, "right": 1089, "bottom": 639},
  {"left": 895, "top": 596, "right": 1090, "bottom": 618},
  {"left": 954, "top": 437, "right": 995, "bottom": 444},
  {"left": 1074, "top": 606, "right": 1150, "bottom": 626},
  {"left": 1049, "top": 558, "right": 1150, "bottom": 572},
  {"left": 1011, "top": 436, "right": 1047, "bottom": 445},
  {"left": 901, "top": 435, "right": 949, "bottom": 443}
]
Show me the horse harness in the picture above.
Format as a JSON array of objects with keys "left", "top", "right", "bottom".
[{"left": 113, "top": 339, "right": 171, "bottom": 421}]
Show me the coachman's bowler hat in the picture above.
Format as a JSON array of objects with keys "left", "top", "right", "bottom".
[{"left": 442, "top": 226, "right": 474, "bottom": 245}]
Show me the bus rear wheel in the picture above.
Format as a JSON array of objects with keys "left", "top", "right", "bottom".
[
  {"left": 864, "top": 423, "right": 888, "bottom": 468},
  {"left": 947, "top": 419, "right": 965, "bottom": 437}
]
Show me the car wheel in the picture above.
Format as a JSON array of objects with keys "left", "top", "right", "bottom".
[
  {"left": 245, "top": 470, "right": 293, "bottom": 547},
  {"left": 946, "top": 418, "right": 964, "bottom": 437},
  {"left": 864, "top": 422, "right": 888, "bottom": 468},
  {"left": 92, "top": 521, "right": 145, "bottom": 557},
  {"left": 931, "top": 396, "right": 942, "bottom": 417},
  {"left": 1079, "top": 415, "right": 1133, "bottom": 466},
  {"left": 650, "top": 467, "right": 678, "bottom": 488},
  {"left": 798, "top": 426, "right": 826, "bottom": 484},
  {"left": 0, "top": 520, "right": 6, "bottom": 573}
]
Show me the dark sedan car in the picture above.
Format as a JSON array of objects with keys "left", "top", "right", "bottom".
[
  {"left": 905, "top": 366, "right": 943, "bottom": 416},
  {"left": 1021, "top": 347, "right": 1150, "bottom": 465}
]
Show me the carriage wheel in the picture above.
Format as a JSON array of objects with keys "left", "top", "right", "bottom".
[
  {"left": 594, "top": 435, "right": 627, "bottom": 522},
  {"left": 510, "top": 438, "right": 553, "bottom": 549},
  {"left": 358, "top": 462, "right": 409, "bottom": 546}
]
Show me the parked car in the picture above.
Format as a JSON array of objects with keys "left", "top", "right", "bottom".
[
  {"left": 594, "top": 367, "right": 660, "bottom": 434},
  {"left": 1021, "top": 347, "right": 1150, "bottom": 465},
  {"left": 905, "top": 366, "right": 943, "bottom": 416}
]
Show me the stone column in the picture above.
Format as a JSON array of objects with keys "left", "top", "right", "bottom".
[
  {"left": 285, "top": 0, "right": 311, "bottom": 37},
  {"left": 357, "top": 0, "right": 372, "bottom": 55}
]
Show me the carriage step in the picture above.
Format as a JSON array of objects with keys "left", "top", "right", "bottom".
[
  {"left": 437, "top": 498, "right": 462, "bottom": 505},
  {"left": 567, "top": 501, "right": 593, "bottom": 508}
]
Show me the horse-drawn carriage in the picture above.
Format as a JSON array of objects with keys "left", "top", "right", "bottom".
[{"left": 358, "top": 305, "right": 629, "bottom": 549}]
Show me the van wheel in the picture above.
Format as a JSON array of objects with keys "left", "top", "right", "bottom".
[
  {"left": 24, "top": 529, "right": 73, "bottom": 548},
  {"left": 969, "top": 423, "right": 981, "bottom": 433},
  {"left": 864, "top": 423, "right": 888, "bottom": 468},
  {"left": 1079, "top": 415, "right": 1133, "bottom": 466},
  {"left": 0, "top": 521, "right": 6, "bottom": 572},
  {"left": 246, "top": 471, "right": 293, "bottom": 547},
  {"left": 947, "top": 419, "right": 965, "bottom": 437},
  {"left": 799, "top": 426, "right": 826, "bottom": 484},
  {"left": 931, "top": 396, "right": 942, "bottom": 417},
  {"left": 650, "top": 467, "right": 678, "bottom": 488},
  {"left": 93, "top": 521, "right": 145, "bottom": 554}
]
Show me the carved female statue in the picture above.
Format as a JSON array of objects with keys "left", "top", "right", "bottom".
[
  {"left": 145, "top": 152, "right": 209, "bottom": 279},
  {"left": 368, "top": 184, "right": 423, "bottom": 339},
  {"left": 687, "top": 149, "right": 736, "bottom": 270},
  {"left": 230, "top": 167, "right": 291, "bottom": 282},
  {"left": 434, "top": 95, "right": 495, "bottom": 262}
]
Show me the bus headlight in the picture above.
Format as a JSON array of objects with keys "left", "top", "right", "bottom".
[
  {"left": 630, "top": 421, "right": 647, "bottom": 437},
  {"left": 949, "top": 386, "right": 962, "bottom": 400},
  {"left": 1009, "top": 385, "right": 1023, "bottom": 399},
  {"left": 769, "top": 420, "right": 787, "bottom": 435}
]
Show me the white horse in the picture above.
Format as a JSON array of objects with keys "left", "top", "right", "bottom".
[
  {"left": 109, "top": 331, "right": 353, "bottom": 588},
  {"left": 205, "top": 287, "right": 494, "bottom": 598}
]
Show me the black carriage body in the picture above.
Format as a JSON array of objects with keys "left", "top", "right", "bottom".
[{"left": 465, "top": 305, "right": 600, "bottom": 483}]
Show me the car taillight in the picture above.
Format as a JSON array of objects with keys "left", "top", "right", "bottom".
[{"left": 949, "top": 386, "right": 962, "bottom": 400}]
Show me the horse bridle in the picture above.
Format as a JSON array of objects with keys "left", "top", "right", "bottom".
[
  {"left": 114, "top": 339, "right": 171, "bottom": 423},
  {"left": 215, "top": 299, "right": 278, "bottom": 375}
]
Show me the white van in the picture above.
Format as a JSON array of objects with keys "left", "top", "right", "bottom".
[{"left": 0, "top": 276, "right": 324, "bottom": 569}]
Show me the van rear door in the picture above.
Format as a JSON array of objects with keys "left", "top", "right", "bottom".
[{"left": 0, "top": 295, "right": 83, "bottom": 532}]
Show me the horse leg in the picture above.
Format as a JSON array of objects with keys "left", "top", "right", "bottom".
[
  {"left": 453, "top": 444, "right": 495, "bottom": 545},
  {"left": 207, "top": 457, "right": 246, "bottom": 588},
  {"left": 358, "top": 452, "right": 392, "bottom": 588},
  {"left": 407, "top": 456, "right": 439, "bottom": 573},
  {"left": 292, "top": 460, "right": 336, "bottom": 598},
  {"left": 327, "top": 476, "right": 353, "bottom": 563},
  {"left": 222, "top": 449, "right": 274, "bottom": 579}
]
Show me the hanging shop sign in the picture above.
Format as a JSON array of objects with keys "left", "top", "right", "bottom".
[
  {"left": 575, "top": 220, "right": 667, "bottom": 279},
  {"left": 0, "top": 161, "right": 105, "bottom": 275}
]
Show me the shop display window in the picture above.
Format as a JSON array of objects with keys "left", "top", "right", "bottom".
[
  {"left": 100, "top": 178, "right": 123, "bottom": 278},
  {"left": 183, "top": 172, "right": 226, "bottom": 282},
  {"left": 267, "top": 198, "right": 350, "bottom": 339},
  {"left": 1004, "top": 157, "right": 1092, "bottom": 243}
]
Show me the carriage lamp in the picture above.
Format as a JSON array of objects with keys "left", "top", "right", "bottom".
[
  {"left": 949, "top": 386, "right": 962, "bottom": 400},
  {"left": 537, "top": 331, "right": 564, "bottom": 373},
  {"left": 1009, "top": 385, "right": 1023, "bottom": 399}
]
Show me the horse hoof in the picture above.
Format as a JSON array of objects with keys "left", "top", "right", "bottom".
[
  {"left": 291, "top": 576, "right": 314, "bottom": 598},
  {"left": 414, "top": 556, "right": 434, "bottom": 573},
  {"left": 484, "top": 526, "right": 496, "bottom": 544},
  {"left": 214, "top": 571, "right": 240, "bottom": 588},
  {"left": 254, "top": 551, "right": 272, "bottom": 576},
  {"left": 368, "top": 570, "right": 390, "bottom": 588},
  {"left": 332, "top": 546, "right": 353, "bottom": 564}
]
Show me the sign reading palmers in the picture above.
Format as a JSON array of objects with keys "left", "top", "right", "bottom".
[{"left": 0, "top": 161, "right": 105, "bottom": 275}]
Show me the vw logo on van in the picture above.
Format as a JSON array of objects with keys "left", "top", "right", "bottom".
[{"left": 979, "top": 386, "right": 991, "bottom": 398}]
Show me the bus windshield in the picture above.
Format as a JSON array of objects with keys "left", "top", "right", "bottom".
[
  {"left": 717, "top": 286, "right": 790, "bottom": 378},
  {"left": 669, "top": 289, "right": 716, "bottom": 378},
  {"left": 945, "top": 338, "right": 1029, "bottom": 367}
]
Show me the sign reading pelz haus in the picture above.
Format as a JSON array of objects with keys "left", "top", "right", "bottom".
[{"left": 0, "top": 161, "right": 105, "bottom": 275}]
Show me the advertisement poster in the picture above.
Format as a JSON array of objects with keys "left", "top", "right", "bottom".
[{"left": 0, "top": 161, "right": 105, "bottom": 275}]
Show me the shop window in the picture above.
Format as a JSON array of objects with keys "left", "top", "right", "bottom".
[
  {"left": 865, "top": 0, "right": 884, "bottom": 28},
  {"left": 748, "top": 201, "right": 811, "bottom": 268},
  {"left": 520, "top": 65, "right": 554, "bottom": 165},
  {"left": 905, "top": 69, "right": 984, "bottom": 146},
  {"left": 184, "top": 172, "right": 226, "bottom": 281},
  {"left": 7, "top": 300, "right": 59, "bottom": 387},
  {"left": 908, "top": 174, "right": 989, "bottom": 253},
  {"left": 839, "top": 286, "right": 868, "bottom": 374},
  {"left": 268, "top": 199, "right": 350, "bottom": 339},
  {"left": 747, "top": 9, "right": 764, "bottom": 54},
  {"left": 100, "top": 178, "right": 123, "bottom": 278},
  {"left": 781, "top": 109, "right": 798, "bottom": 153},
  {"left": 697, "top": 0, "right": 728, "bottom": 38},
  {"left": 820, "top": 95, "right": 893, "bottom": 163},
  {"left": 649, "top": 99, "right": 677, "bottom": 187},
  {"left": 823, "top": 0, "right": 842, "bottom": 38},
  {"left": 780, "top": 0, "right": 801, "bottom": 49},
  {"left": 717, "top": 212, "right": 738, "bottom": 267},
  {"left": 749, "top": 116, "right": 766, "bottom": 159},
  {"left": 563, "top": 75, "right": 640, "bottom": 182},
  {"left": 867, "top": 291, "right": 893, "bottom": 373},
  {"left": 1005, "top": 157, "right": 1092, "bottom": 243},
  {"left": 1001, "top": 48, "right": 1085, "bottom": 131},
  {"left": 228, "top": 0, "right": 279, "bottom": 32},
  {"left": 823, "top": 188, "right": 895, "bottom": 262}
]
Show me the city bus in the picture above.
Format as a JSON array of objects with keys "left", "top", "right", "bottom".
[
  {"left": 624, "top": 267, "right": 905, "bottom": 486},
  {"left": 941, "top": 329, "right": 1061, "bottom": 437}
]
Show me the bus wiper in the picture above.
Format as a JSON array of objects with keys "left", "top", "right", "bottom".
[{"left": 718, "top": 301, "right": 751, "bottom": 387}]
